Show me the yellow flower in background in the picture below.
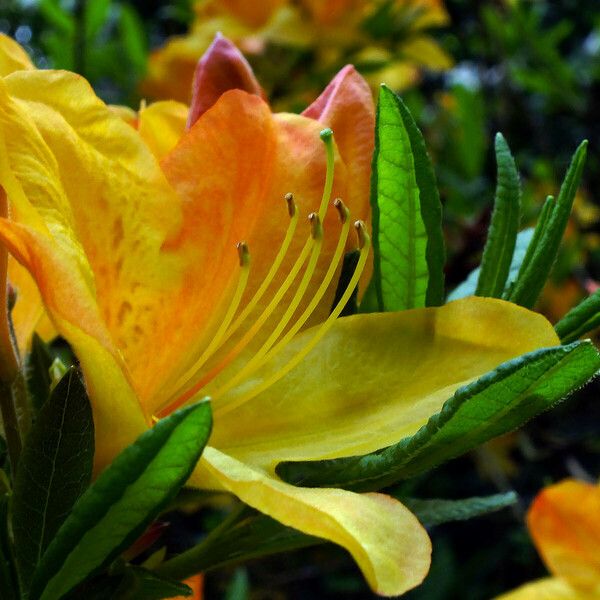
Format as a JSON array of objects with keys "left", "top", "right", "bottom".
[
  {"left": 142, "top": 0, "right": 452, "bottom": 105},
  {"left": 0, "top": 34, "right": 561, "bottom": 596},
  {"left": 497, "top": 479, "right": 600, "bottom": 599}
]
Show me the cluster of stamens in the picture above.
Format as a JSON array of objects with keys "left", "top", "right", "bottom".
[{"left": 153, "top": 129, "right": 370, "bottom": 420}]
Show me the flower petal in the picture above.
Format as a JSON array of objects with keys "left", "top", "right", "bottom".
[
  {"left": 187, "top": 33, "right": 264, "bottom": 127},
  {"left": 210, "top": 297, "right": 559, "bottom": 470},
  {"left": 195, "top": 446, "right": 431, "bottom": 597},
  {"left": 138, "top": 100, "right": 188, "bottom": 160},
  {"left": 0, "top": 71, "right": 241, "bottom": 436},
  {"left": 302, "top": 65, "right": 375, "bottom": 214},
  {"left": 495, "top": 577, "right": 589, "bottom": 600},
  {"left": 0, "top": 34, "right": 34, "bottom": 76},
  {"left": 527, "top": 480, "right": 600, "bottom": 592}
]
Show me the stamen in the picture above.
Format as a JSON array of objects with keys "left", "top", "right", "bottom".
[
  {"left": 318, "top": 128, "right": 335, "bottom": 220},
  {"left": 214, "top": 221, "right": 371, "bottom": 417},
  {"left": 154, "top": 241, "right": 251, "bottom": 418},
  {"left": 211, "top": 213, "right": 325, "bottom": 399},
  {"left": 167, "top": 196, "right": 298, "bottom": 401}
]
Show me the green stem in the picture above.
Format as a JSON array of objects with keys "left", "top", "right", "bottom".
[{"left": 0, "top": 381, "right": 22, "bottom": 473}]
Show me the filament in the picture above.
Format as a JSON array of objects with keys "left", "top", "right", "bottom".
[
  {"left": 153, "top": 242, "right": 251, "bottom": 419},
  {"left": 214, "top": 221, "right": 370, "bottom": 417}
]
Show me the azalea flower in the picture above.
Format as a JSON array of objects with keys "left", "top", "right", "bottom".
[
  {"left": 0, "top": 33, "right": 561, "bottom": 596},
  {"left": 142, "top": 0, "right": 452, "bottom": 105},
  {"left": 497, "top": 479, "right": 600, "bottom": 599}
]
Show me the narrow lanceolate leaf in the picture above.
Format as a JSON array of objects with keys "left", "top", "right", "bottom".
[
  {"left": 30, "top": 401, "right": 212, "bottom": 600},
  {"left": 555, "top": 289, "right": 600, "bottom": 343},
  {"left": 448, "top": 229, "right": 533, "bottom": 302},
  {"left": 475, "top": 133, "right": 521, "bottom": 297},
  {"left": 277, "top": 342, "right": 600, "bottom": 491},
  {"left": 12, "top": 369, "right": 94, "bottom": 589},
  {"left": 369, "top": 84, "right": 444, "bottom": 312},
  {"left": 400, "top": 492, "right": 517, "bottom": 527},
  {"left": 508, "top": 141, "right": 588, "bottom": 308}
]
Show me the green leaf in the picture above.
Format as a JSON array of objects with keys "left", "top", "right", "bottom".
[
  {"left": 447, "top": 228, "right": 533, "bottom": 301},
  {"left": 84, "top": 0, "right": 111, "bottom": 40},
  {"left": 369, "top": 84, "right": 444, "bottom": 312},
  {"left": 118, "top": 4, "right": 148, "bottom": 75},
  {"left": 399, "top": 492, "right": 517, "bottom": 527},
  {"left": 12, "top": 369, "right": 94, "bottom": 589},
  {"left": 508, "top": 141, "right": 588, "bottom": 308},
  {"left": 39, "top": 0, "right": 75, "bottom": 34},
  {"left": 277, "top": 341, "right": 600, "bottom": 491},
  {"left": 30, "top": 400, "right": 212, "bottom": 600},
  {"left": 118, "top": 566, "right": 192, "bottom": 600},
  {"left": 475, "top": 133, "right": 521, "bottom": 297},
  {"left": 555, "top": 288, "right": 600, "bottom": 343},
  {"left": 225, "top": 569, "right": 250, "bottom": 600},
  {"left": 25, "top": 333, "right": 54, "bottom": 412}
]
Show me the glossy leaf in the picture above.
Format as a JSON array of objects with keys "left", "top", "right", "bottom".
[
  {"left": 508, "top": 141, "right": 588, "bottom": 308},
  {"left": 475, "top": 133, "right": 521, "bottom": 298},
  {"left": 554, "top": 288, "right": 600, "bottom": 343},
  {"left": 12, "top": 369, "right": 94, "bottom": 588},
  {"left": 30, "top": 401, "right": 212, "bottom": 600},
  {"left": 448, "top": 229, "right": 534, "bottom": 302},
  {"left": 277, "top": 342, "right": 600, "bottom": 491},
  {"left": 369, "top": 84, "right": 442, "bottom": 311}
]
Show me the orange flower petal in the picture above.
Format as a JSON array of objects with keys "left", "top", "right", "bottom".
[{"left": 527, "top": 480, "right": 600, "bottom": 592}]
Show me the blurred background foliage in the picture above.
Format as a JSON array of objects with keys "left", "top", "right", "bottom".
[{"left": 1, "top": 1, "right": 600, "bottom": 598}]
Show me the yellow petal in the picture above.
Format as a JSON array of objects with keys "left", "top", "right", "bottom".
[
  {"left": 401, "top": 36, "right": 454, "bottom": 71},
  {"left": 527, "top": 480, "right": 600, "bottom": 592},
  {"left": 194, "top": 446, "right": 431, "bottom": 597},
  {"left": 0, "top": 34, "right": 34, "bottom": 76},
  {"left": 495, "top": 577, "right": 593, "bottom": 600},
  {"left": 8, "top": 258, "right": 55, "bottom": 354},
  {"left": 138, "top": 100, "right": 188, "bottom": 161},
  {"left": 210, "top": 297, "right": 559, "bottom": 471}
]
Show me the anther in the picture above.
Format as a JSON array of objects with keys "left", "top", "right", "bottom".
[
  {"left": 284, "top": 192, "right": 296, "bottom": 217},
  {"left": 354, "top": 220, "right": 369, "bottom": 249},
  {"left": 236, "top": 241, "right": 250, "bottom": 267},
  {"left": 333, "top": 198, "right": 349, "bottom": 224},
  {"left": 309, "top": 213, "right": 323, "bottom": 240}
]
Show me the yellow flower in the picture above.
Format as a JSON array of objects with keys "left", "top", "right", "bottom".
[
  {"left": 496, "top": 479, "right": 600, "bottom": 599},
  {"left": 0, "top": 34, "right": 560, "bottom": 596},
  {"left": 142, "top": 0, "right": 453, "bottom": 104}
]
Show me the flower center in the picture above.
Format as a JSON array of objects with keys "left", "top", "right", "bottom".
[{"left": 153, "top": 129, "right": 370, "bottom": 420}]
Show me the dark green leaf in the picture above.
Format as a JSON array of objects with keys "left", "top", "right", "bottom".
[
  {"left": 118, "top": 4, "right": 148, "bottom": 74},
  {"left": 555, "top": 288, "right": 600, "bottom": 343},
  {"left": 277, "top": 342, "right": 600, "bottom": 491},
  {"left": 156, "top": 509, "right": 319, "bottom": 582},
  {"left": 12, "top": 369, "right": 94, "bottom": 589},
  {"left": 118, "top": 566, "right": 192, "bottom": 600},
  {"left": 448, "top": 229, "right": 534, "bottom": 302},
  {"left": 400, "top": 492, "right": 517, "bottom": 527},
  {"left": 508, "top": 141, "right": 588, "bottom": 308},
  {"left": 30, "top": 401, "right": 212, "bottom": 600},
  {"left": 475, "top": 133, "right": 521, "bottom": 297},
  {"left": 25, "top": 333, "right": 54, "bottom": 412},
  {"left": 369, "top": 84, "right": 443, "bottom": 311},
  {"left": 225, "top": 569, "right": 249, "bottom": 600}
]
